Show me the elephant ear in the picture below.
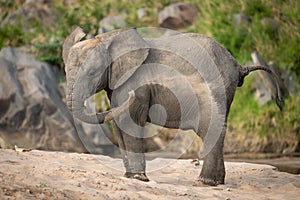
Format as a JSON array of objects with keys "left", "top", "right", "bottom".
[{"left": 106, "top": 28, "right": 149, "bottom": 89}]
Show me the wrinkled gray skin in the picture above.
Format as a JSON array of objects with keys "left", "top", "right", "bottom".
[{"left": 63, "top": 27, "right": 284, "bottom": 186}]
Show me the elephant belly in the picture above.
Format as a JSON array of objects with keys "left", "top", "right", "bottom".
[
  {"left": 147, "top": 82, "right": 210, "bottom": 132},
  {"left": 120, "top": 65, "right": 214, "bottom": 134}
]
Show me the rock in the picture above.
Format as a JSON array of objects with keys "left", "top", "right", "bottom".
[
  {"left": 0, "top": 47, "right": 116, "bottom": 153},
  {"left": 254, "top": 77, "right": 272, "bottom": 106},
  {"left": 98, "top": 15, "right": 127, "bottom": 34},
  {"left": 234, "top": 13, "right": 251, "bottom": 26},
  {"left": 62, "top": 0, "right": 79, "bottom": 8},
  {"left": 0, "top": 47, "right": 84, "bottom": 151},
  {"left": 158, "top": 2, "right": 198, "bottom": 29},
  {"left": 232, "top": 13, "right": 251, "bottom": 35},
  {"left": 137, "top": 8, "right": 147, "bottom": 19},
  {"left": 260, "top": 17, "right": 280, "bottom": 40},
  {"left": 1, "top": 0, "right": 57, "bottom": 31},
  {"left": 282, "top": 71, "right": 299, "bottom": 95},
  {"left": 98, "top": 27, "right": 108, "bottom": 34},
  {"left": 251, "top": 51, "right": 288, "bottom": 106}
]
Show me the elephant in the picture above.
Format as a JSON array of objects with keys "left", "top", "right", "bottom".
[{"left": 63, "top": 27, "right": 284, "bottom": 186}]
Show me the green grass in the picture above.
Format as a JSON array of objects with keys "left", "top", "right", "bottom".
[
  {"left": 34, "top": 39, "right": 62, "bottom": 66},
  {"left": 229, "top": 74, "right": 300, "bottom": 142},
  {"left": 228, "top": 76, "right": 261, "bottom": 131},
  {"left": 193, "top": 0, "right": 300, "bottom": 77}
]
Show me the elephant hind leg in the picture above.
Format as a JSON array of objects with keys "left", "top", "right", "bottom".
[{"left": 195, "top": 123, "right": 226, "bottom": 186}]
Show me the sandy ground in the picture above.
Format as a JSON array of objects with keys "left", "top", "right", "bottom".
[{"left": 0, "top": 149, "right": 299, "bottom": 200}]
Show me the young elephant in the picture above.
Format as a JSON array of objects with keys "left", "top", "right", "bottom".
[{"left": 63, "top": 27, "right": 283, "bottom": 186}]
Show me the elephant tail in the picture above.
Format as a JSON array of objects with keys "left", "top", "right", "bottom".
[{"left": 238, "top": 64, "right": 285, "bottom": 111}]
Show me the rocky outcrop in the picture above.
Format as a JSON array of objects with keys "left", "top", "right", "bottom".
[
  {"left": 0, "top": 47, "right": 116, "bottom": 153},
  {"left": 0, "top": 47, "right": 84, "bottom": 151}
]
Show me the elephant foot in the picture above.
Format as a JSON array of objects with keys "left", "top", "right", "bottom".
[
  {"left": 195, "top": 176, "right": 218, "bottom": 186},
  {"left": 216, "top": 178, "right": 225, "bottom": 185},
  {"left": 124, "top": 172, "right": 149, "bottom": 182}
]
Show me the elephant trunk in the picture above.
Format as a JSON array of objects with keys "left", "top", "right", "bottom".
[
  {"left": 70, "top": 89, "right": 103, "bottom": 124},
  {"left": 66, "top": 64, "right": 113, "bottom": 124},
  {"left": 66, "top": 74, "right": 75, "bottom": 112},
  {"left": 67, "top": 81, "right": 135, "bottom": 124}
]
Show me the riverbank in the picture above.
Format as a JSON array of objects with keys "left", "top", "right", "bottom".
[
  {"left": 0, "top": 149, "right": 299, "bottom": 199},
  {"left": 225, "top": 153, "right": 300, "bottom": 174}
]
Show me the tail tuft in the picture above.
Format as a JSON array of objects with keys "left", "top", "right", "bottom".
[{"left": 276, "top": 96, "right": 285, "bottom": 112}]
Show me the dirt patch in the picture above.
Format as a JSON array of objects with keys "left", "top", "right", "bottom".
[{"left": 0, "top": 149, "right": 299, "bottom": 200}]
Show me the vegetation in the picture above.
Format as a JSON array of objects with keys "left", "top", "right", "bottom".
[
  {"left": 193, "top": 0, "right": 300, "bottom": 81},
  {"left": 0, "top": 0, "right": 299, "bottom": 152}
]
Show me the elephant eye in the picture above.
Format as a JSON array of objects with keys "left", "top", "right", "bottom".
[{"left": 87, "top": 69, "right": 96, "bottom": 76}]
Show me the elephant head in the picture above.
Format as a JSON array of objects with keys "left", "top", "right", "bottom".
[{"left": 63, "top": 27, "right": 149, "bottom": 123}]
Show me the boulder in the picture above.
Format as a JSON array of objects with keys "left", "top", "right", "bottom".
[
  {"left": 282, "top": 71, "right": 299, "bottom": 95},
  {"left": 0, "top": 47, "right": 115, "bottom": 154},
  {"left": 158, "top": 2, "right": 198, "bottom": 29},
  {"left": 232, "top": 13, "right": 251, "bottom": 35},
  {"left": 234, "top": 13, "right": 251, "bottom": 26},
  {"left": 254, "top": 75, "right": 273, "bottom": 106},
  {"left": 98, "top": 15, "right": 127, "bottom": 34},
  {"left": 137, "top": 8, "right": 147, "bottom": 19},
  {"left": 260, "top": 17, "right": 280, "bottom": 40}
]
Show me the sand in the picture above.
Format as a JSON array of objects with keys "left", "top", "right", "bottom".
[{"left": 0, "top": 149, "right": 299, "bottom": 200}]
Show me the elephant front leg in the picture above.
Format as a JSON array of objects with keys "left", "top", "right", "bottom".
[
  {"left": 123, "top": 146, "right": 149, "bottom": 182},
  {"left": 112, "top": 86, "right": 151, "bottom": 182},
  {"left": 113, "top": 122, "right": 149, "bottom": 182}
]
